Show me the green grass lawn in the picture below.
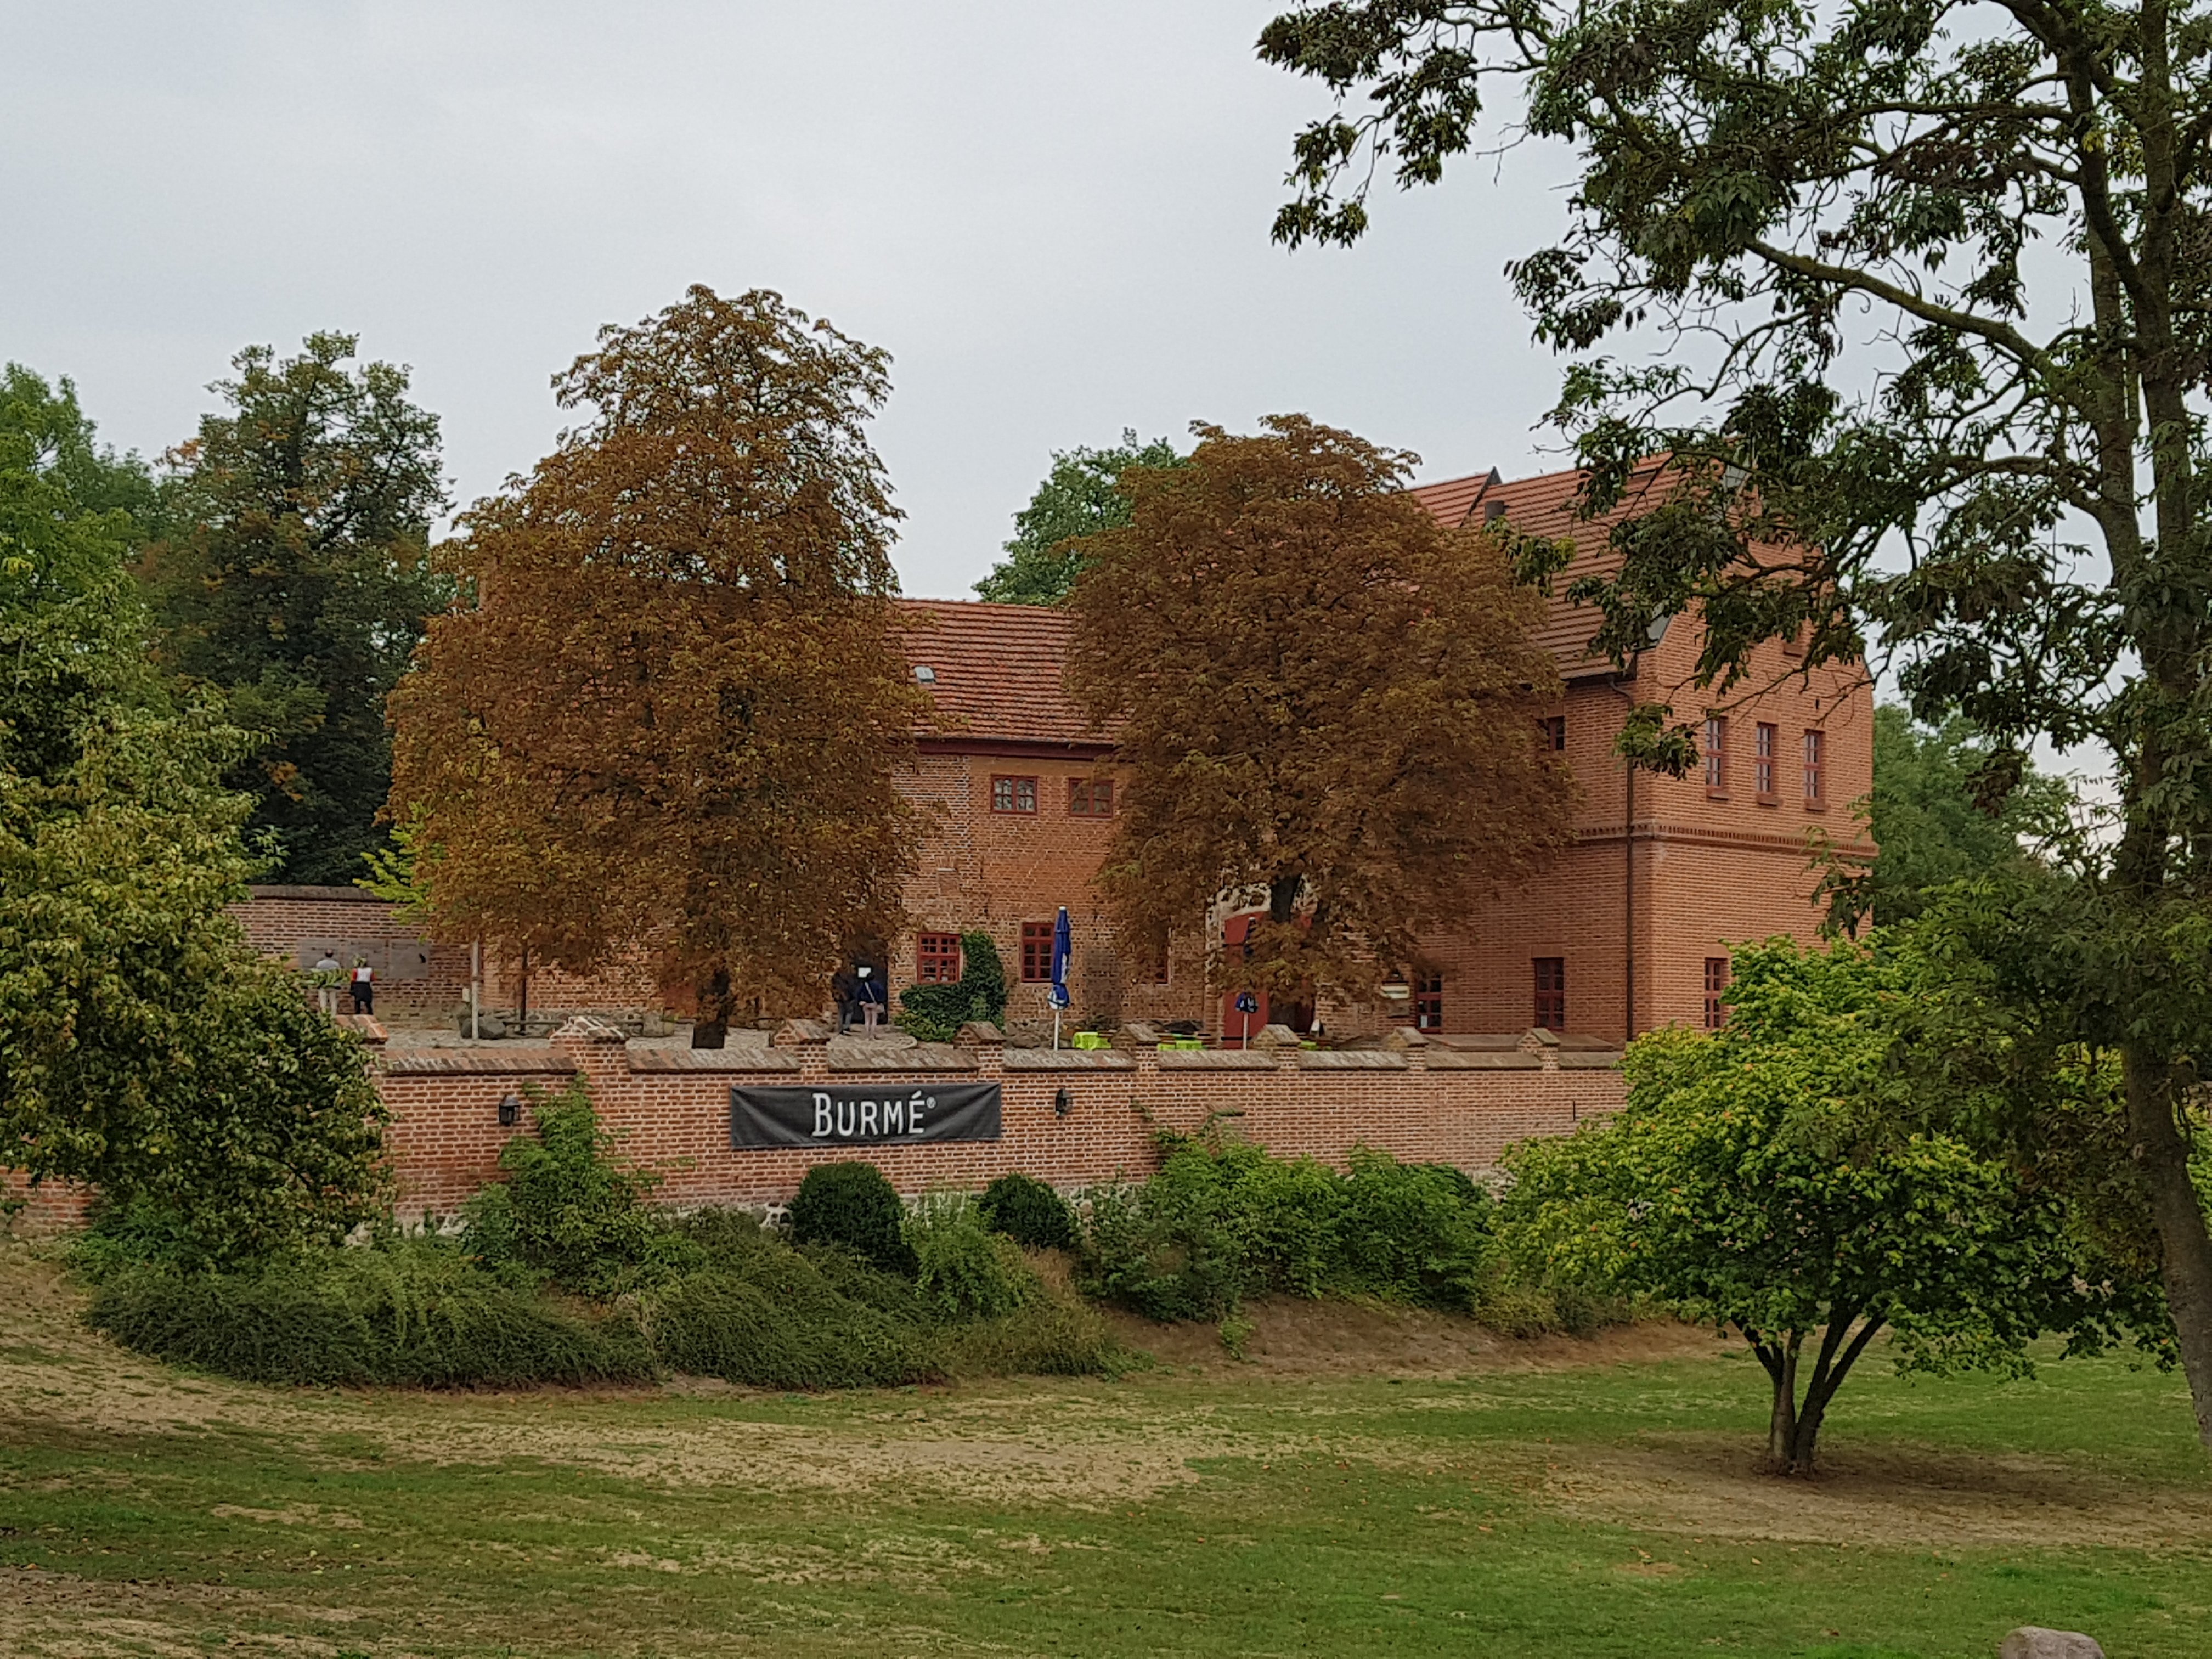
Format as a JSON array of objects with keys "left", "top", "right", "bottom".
[{"left": 3, "top": 1249, "right": 2207, "bottom": 1658}]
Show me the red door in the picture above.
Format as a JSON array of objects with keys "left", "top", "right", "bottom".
[
  {"left": 1219, "top": 913, "right": 1314, "bottom": 1043},
  {"left": 1221, "top": 913, "right": 1269, "bottom": 1046}
]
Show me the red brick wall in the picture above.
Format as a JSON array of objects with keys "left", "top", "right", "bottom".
[
  {"left": 379, "top": 1028, "right": 1624, "bottom": 1217},
  {"left": 230, "top": 888, "right": 669, "bottom": 1023}
]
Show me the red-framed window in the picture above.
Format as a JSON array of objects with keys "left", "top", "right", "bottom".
[
  {"left": 1540, "top": 715, "right": 1567, "bottom": 753},
  {"left": 1533, "top": 957, "right": 1566, "bottom": 1031},
  {"left": 1068, "top": 777, "right": 1115, "bottom": 817},
  {"left": 1703, "top": 957, "right": 1730, "bottom": 1029},
  {"left": 1754, "top": 722, "right": 1778, "bottom": 802},
  {"left": 916, "top": 932, "right": 961, "bottom": 985},
  {"left": 991, "top": 775, "right": 1039, "bottom": 815},
  {"left": 1802, "top": 730, "right": 1826, "bottom": 808},
  {"left": 1414, "top": 973, "right": 1444, "bottom": 1031},
  {"left": 1020, "top": 921, "right": 1054, "bottom": 982},
  {"left": 1704, "top": 716, "right": 1728, "bottom": 796}
]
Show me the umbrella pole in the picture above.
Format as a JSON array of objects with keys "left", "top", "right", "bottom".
[{"left": 1054, "top": 1008, "right": 1062, "bottom": 1051}]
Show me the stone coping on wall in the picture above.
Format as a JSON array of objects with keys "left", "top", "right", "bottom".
[
  {"left": 247, "top": 883, "right": 392, "bottom": 903},
  {"left": 1156, "top": 1049, "right": 1279, "bottom": 1070},
  {"left": 827, "top": 1042, "right": 975, "bottom": 1071},
  {"left": 1427, "top": 1050, "right": 1544, "bottom": 1071},
  {"left": 1002, "top": 1049, "right": 1138, "bottom": 1071},
  {"left": 1298, "top": 1050, "right": 1410, "bottom": 1070},
  {"left": 629, "top": 1048, "right": 802, "bottom": 1073},
  {"left": 1557, "top": 1051, "right": 1628, "bottom": 1069},
  {"left": 381, "top": 1050, "right": 580, "bottom": 1076}
]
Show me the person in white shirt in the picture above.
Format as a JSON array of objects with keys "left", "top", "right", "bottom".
[{"left": 349, "top": 957, "right": 375, "bottom": 1016}]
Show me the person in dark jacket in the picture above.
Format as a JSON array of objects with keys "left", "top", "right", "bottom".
[{"left": 832, "top": 966, "right": 860, "bottom": 1034}]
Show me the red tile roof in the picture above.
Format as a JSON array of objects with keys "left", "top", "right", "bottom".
[
  {"left": 1411, "top": 459, "right": 1673, "bottom": 674},
  {"left": 900, "top": 461, "right": 1672, "bottom": 750},
  {"left": 894, "top": 598, "right": 1102, "bottom": 749}
]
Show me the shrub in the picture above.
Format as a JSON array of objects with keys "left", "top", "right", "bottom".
[
  {"left": 462, "top": 1083, "right": 680, "bottom": 1297},
  {"left": 977, "top": 1172, "right": 1077, "bottom": 1250},
  {"left": 1332, "top": 1151, "right": 1494, "bottom": 1309},
  {"left": 930, "top": 1297, "right": 1122, "bottom": 1379},
  {"left": 788, "top": 1163, "right": 915, "bottom": 1275},
  {"left": 1079, "top": 1157, "right": 1244, "bottom": 1322},
  {"left": 1077, "top": 1141, "right": 1498, "bottom": 1319},
  {"left": 907, "top": 1195, "right": 1039, "bottom": 1320},
  {"left": 641, "top": 1252, "right": 938, "bottom": 1389},
  {"left": 895, "top": 930, "right": 1009, "bottom": 1041},
  {"left": 84, "top": 1240, "right": 655, "bottom": 1387}
]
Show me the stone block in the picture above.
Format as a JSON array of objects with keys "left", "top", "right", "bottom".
[{"left": 2000, "top": 1629, "right": 2104, "bottom": 1659}]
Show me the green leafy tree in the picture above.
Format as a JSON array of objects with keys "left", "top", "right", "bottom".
[
  {"left": 1502, "top": 940, "right": 2157, "bottom": 1475},
  {"left": 1260, "top": 0, "right": 2212, "bottom": 1447},
  {"left": 973, "top": 431, "right": 1183, "bottom": 604},
  {"left": 2, "top": 368, "right": 388, "bottom": 1262},
  {"left": 140, "top": 332, "right": 449, "bottom": 884},
  {"left": 1826, "top": 706, "right": 2076, "bottom": 931}
]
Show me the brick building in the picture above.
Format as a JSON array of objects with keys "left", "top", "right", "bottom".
[
  {"left": 887, "top": 460, "right": 1872, "bottom": 1045},
  {"left": 229, "top": 459, "right": 1871, "bottom": 1044}
]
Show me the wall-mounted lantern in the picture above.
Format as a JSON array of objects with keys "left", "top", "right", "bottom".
[
  {"left": 1053, "top": 1087, "right": 1074, "bottom": 1117},
  {"left": 497, "top": 1093, "right": 521, "bottom": 1127}
]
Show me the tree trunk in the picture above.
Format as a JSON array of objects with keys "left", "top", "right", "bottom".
[
  {"left": 692, "top": 967, "right": 734, "bottom": 1050},
  {"left": 1267, "top": 875, "right": 1302, "bottom": 926},
  {"left": 1756, "top": 1330, "right": 1800, "bottom": 1470},
  {"left": 2121, "top": 1040, "right": 2212, "bottom": 1447}
]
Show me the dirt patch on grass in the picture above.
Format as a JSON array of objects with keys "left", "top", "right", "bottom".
[
  {"left": 1104, "top": 1298, "right": 1728, "bottom": 1376},
  {"left": 1543, "top": 1434, "right": 2212, "bottom": 1553}
]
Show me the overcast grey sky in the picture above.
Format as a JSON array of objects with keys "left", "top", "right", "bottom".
[{"left": 1, "top": 1, "right": 1582, "bottom": 598}]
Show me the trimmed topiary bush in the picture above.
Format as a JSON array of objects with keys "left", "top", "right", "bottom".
[
  {"left": 787, "top": 1162, "right": 915, "bottom": 1274},
  {"left": 977, "top": 1172, "right": 1077, "bottom": 1250}
]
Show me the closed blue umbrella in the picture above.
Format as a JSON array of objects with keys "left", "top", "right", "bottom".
[{"left": 1049, "top": 906, "right": 1072, "bottom": 1047}]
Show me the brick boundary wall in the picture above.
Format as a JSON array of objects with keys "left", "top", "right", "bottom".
[
  {"left": 382, "top": 1020, "right": 1626, "bottom": 1218},
  {"left": 5, "top": 1022, "right": 1625, "bottom": 1235}
]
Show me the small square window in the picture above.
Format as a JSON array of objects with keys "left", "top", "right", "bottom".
[
  {"left": 1020, "top": 921, "right": 1054, "bottom": 982},
  {"left": 916, "top": 932, "right": 961, "bottom": 985},
  {"left": 1704, "top": 716, "right": 1728, "bottom": 796},
  {"left": 1414, "top": 973, "right": 1444, "bottom": 1031},
  {"left": 1533, "top": 957, "right": 1566, "bottom": 1031},
  {"left": 1068, "top": 777, "right": 1115, "bottom": 817},
  {"left": 991, "top": 775, "right": 1039, "bottom": 815},
  {"left": 1802, "top": 730, "right": 1826, "bottom": 808},
  {"left": 1703, "top": 956, "right": 1730, "bottom": 1029},
  {"left": 1754, "top": 723, "right": 1778, "bottom": 802}
]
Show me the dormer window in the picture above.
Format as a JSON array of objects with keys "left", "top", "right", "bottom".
[{"left": 913, "top": 664, "right": 937, "bottom": 684}]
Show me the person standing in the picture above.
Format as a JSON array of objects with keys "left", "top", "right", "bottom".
[
  {"left": 854, "top": 963, "right": 887, "bottom": 1033},
  {"left": 313, "top": 952, "right": 342, "bottom": 1016},
  {"left": 831, "top": 964, "right": 859, "bottom": 1034},
  {"left": 349, "top": 957, "right": 375, "bottom": 1016}
]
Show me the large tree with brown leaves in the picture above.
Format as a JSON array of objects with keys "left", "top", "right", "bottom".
[
  {"left": 1066, "top": 415, "right": 1576, "bottom": 1006},
  {"left": 389, "top": 287, "right": 923, "bottom": 1045}
]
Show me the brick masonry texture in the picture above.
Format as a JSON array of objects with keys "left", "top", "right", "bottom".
[{"left": 376, "top": 1024, "right": 1625, "bottom": 1217}]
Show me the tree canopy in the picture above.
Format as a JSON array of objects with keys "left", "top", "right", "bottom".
[
  {"left": 1065, "top": 414, "right": 1576, "bottom": 1003},
  {"left": 1, "top": 367, "right": 387, "bottom": 1260},
  {"left": 973, "top": 431, "right": 1185, "bottom": 605},
  {"left": 388, "top": 286, "right": 924, "bottom": 1045},
  {"left": 1261, "top": 0, "right": 2212, "bottom": 1447},
  {"left": 1502, "top": 939, "right": 2160, "bottom": 1474},
  {"left": 138, "top": 332, "right": 449, "bottom": 885},
  {"left": 1827, "top": 705, "right": 2076, "bottom": 930}
]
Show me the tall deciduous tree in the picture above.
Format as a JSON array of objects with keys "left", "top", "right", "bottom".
[
  {"left": 1065, "top": 415, "right": 1576, "bottom": 1002},
  {"left": 973, "top": 431, "right": 1184, "bottom": 605},
  {"left": 1825, "top": 705, "right": 2076, "bottom": 931},
  {"left": 1260, "top": 0, "right": 2212, "bottom": 1447},
  {"left": 388, "top": 287, "right": 924, "bottom": 1046},
  {"left": 2, "top": 368, "right": 387, "bottom": 1260},
  {"left": 139, "top": 333, "right": 448, "bottom": 885}
]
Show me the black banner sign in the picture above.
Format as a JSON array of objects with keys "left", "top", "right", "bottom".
[{"left": 730, "top": 1082, "right": 1002, "bottom": 1149}]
